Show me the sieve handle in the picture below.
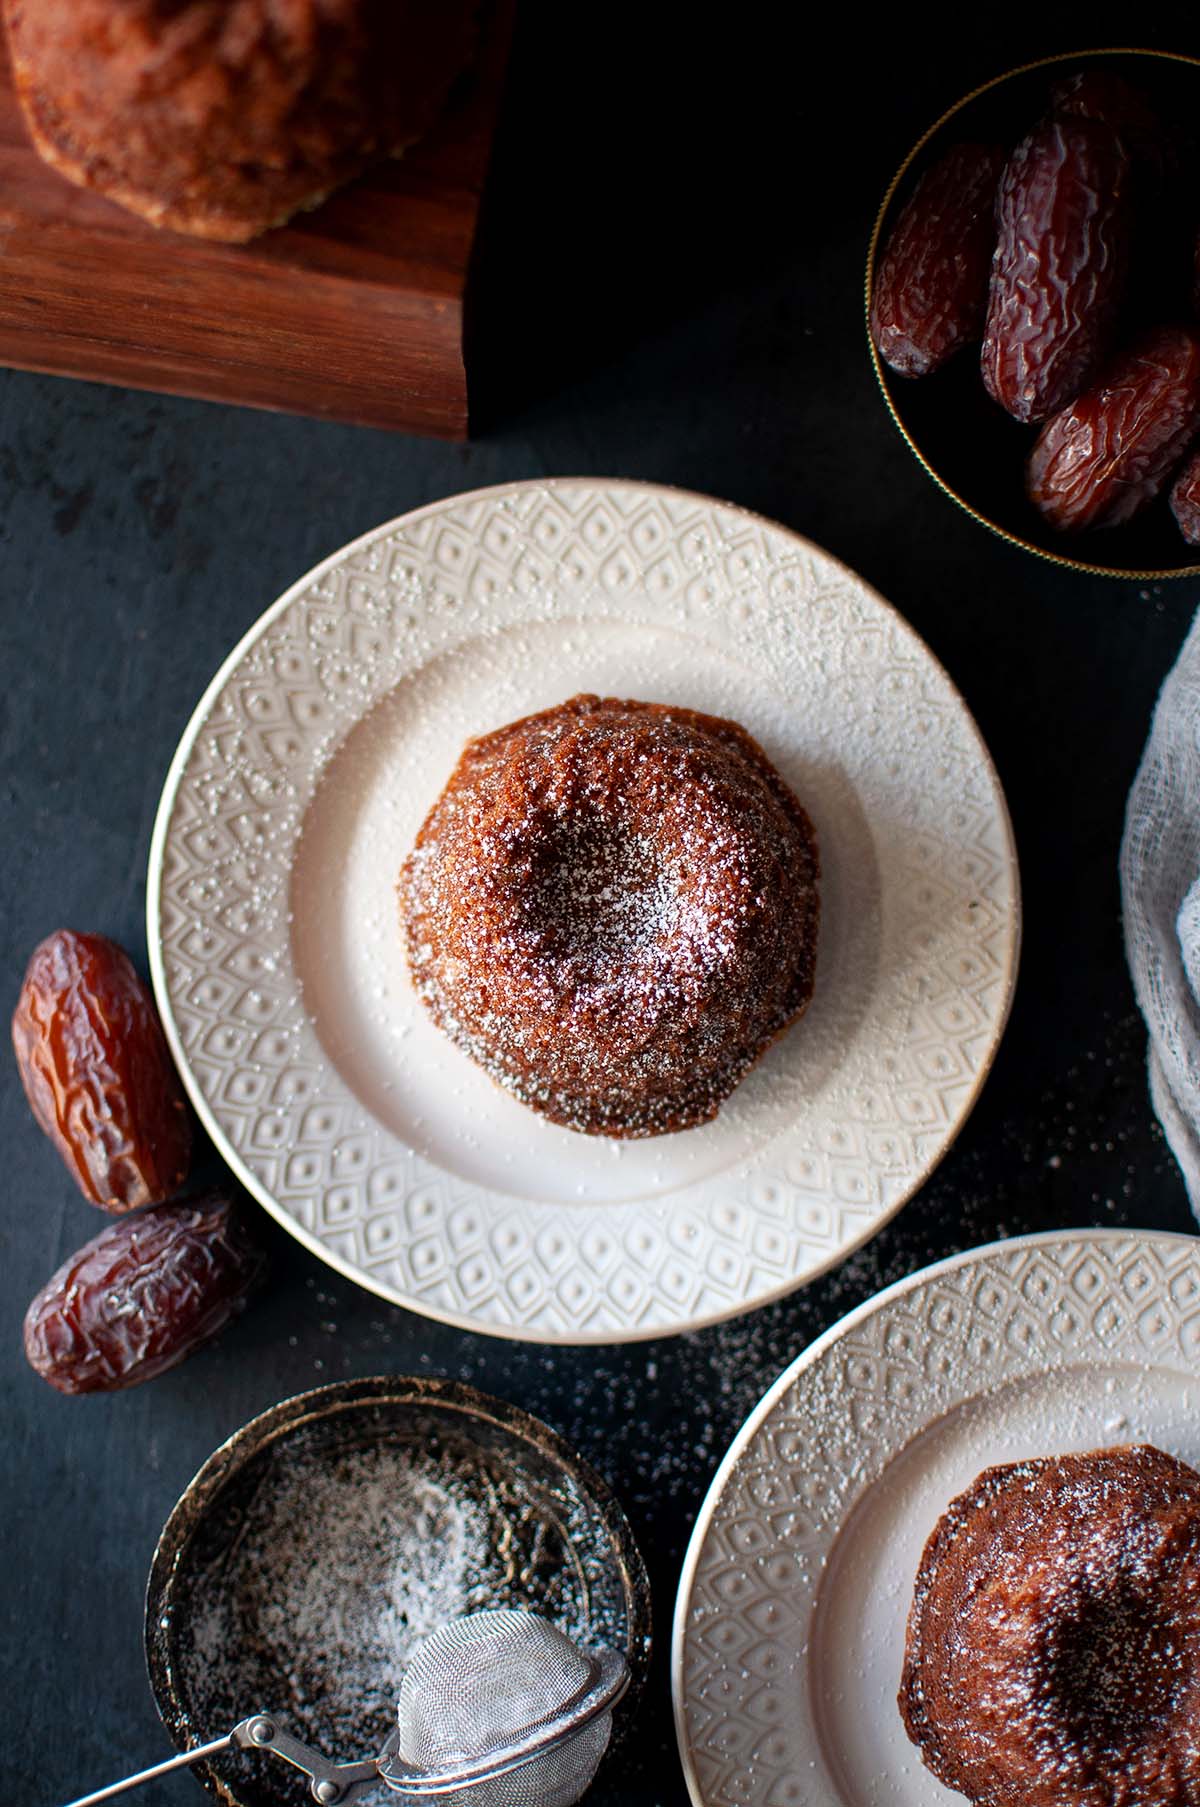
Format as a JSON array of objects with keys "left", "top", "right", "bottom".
[
  {"left": 233, "top": 1714, "right": 384, "bottom": 1804},
  {"left": 59, "top": 1714, "right": 383, "bottom": 1807},
  {"left": 57, "top": 1731, "right": 238, "bottom": 1807}
]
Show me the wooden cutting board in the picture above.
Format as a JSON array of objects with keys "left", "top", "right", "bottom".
[{"left": 0, "top": 4, "right": 514, "bottom": 440}]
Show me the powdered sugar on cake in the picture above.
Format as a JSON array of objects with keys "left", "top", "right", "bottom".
[{"left": 399, "top": 695, "right": 820, "bottom": 1138}]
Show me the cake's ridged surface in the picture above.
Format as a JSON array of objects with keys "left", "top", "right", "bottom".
[
  {"left": 399, "top": 694, "right": 820, "bottom": 1138},
  {"left": 900, "top": 1445, "right": 1200, "bottom": 1807},
  {"left": 2, "top": 0, "right": 476, "bottom": 241}
]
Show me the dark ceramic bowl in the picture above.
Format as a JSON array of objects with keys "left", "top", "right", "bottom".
[
  {"left": 866, "top": 46, "right": 1200, "bottom": 580},
  {"left": 144, "top": 1376, "right": 652, "bottom": 1807}
]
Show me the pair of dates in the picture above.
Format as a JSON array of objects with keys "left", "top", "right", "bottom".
[
  {"left": 14, "top": 930, "right": 265, "bottom": 1393},
  {"left": 871, "top": 69, "right": 1200, "bottom": 541}
]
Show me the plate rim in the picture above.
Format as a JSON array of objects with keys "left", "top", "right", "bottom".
[
  {"left": 146, "top": 475, "right": 1023, "bottom": 1344},
  {"left": 669, "top": 1223, "right": 1200, "bottom": 1806}
]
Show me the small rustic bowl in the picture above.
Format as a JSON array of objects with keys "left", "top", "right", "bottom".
[
  {"left": 144, "top": 1376, "right": 652, "bottom": 1807},
  {"left": 866, "top": 46, "right": 1200, "bottom": 581}
]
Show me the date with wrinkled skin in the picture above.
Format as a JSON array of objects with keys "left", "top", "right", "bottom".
[
  {"left": 12, "top": 930, "right": 192, "bottom": 1212},
  {"left": 871, "top": 142, "right": 1006, "bottom": 379},
  {"left": 1170, "top": 447, "right": 1200, "bottom": 545},
  {"left": 982, "top": 117, "right": 1131, "bottom": 422},
  {"left": 1027, "top": 325, "right": 1200, "bottom": 532},
  {"left": 24, "top": 1191, "right": 266, "bottom": 1394},
  {"left": 1054, "top": 71, "right": 1196, "bottom": 322},
  {"left": 1051, "top": 70, "right": 1165, "bottom": 180}
]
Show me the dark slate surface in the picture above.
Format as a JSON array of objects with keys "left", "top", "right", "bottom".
[{"left": 5, "top": 6, "right": 1200, "bottom": 1804}]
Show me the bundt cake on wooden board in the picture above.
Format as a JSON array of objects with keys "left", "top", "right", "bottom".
[
  {"left": 3, "top": 0, "right": 477, "bottom": 243},
  {"left": 0, "top": 0, "right": 513, "bottom": 437}
]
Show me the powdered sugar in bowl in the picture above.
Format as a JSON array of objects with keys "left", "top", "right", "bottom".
[{"left": 145, "top": 1377, "right": 651, "bottom": 1807}]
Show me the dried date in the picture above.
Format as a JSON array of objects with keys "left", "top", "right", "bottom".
[
  {"left": 1027, "top": 325, "right": 1200, "bottom": 532},
  {"left": 1170, "top": 447, "right": 1200, "bottom": 545},
  {"left": 982, "top": 117, "right": 1131, "bottom": 422},
  {"left": 12, "top": 929, "right": 192, "bottom": 1211},
  {"left": 870, "top": 142, "right": 1006, "bottom": 378},
  {"left": 1054, "top": 71, "right": 1198, "bottom": 325},
  {"left": 1050, "top": 70, "right": 1164, "bottom": 179},
  {"left": 23, "top": 1190, "right": 266, "bottom": 1394}
]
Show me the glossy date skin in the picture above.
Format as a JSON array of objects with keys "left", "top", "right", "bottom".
[
  {"left": 12, "top": 930, "right": 192, "bottom": 1211},
  {"left": 24, "top": 1191, "right": 266, "bottom": 1394},
  {"left": 1170, "top": 448, "right": 1200, "bottom": 546},
  {"left": 982, "top": 117, "right": 1131, "bottom": 423},
  {"left": 1054, "top": 72, "right": 1197, "bottom": 325},
  {"left": 1050, "top": 70, "right": 1164, "bottom": 179},
  {"left": 1027, "top": 325, "right": 1200, "bottom": 532},
  {"left": 871, "top": 143, "right": 1006, "bottom": 379}
]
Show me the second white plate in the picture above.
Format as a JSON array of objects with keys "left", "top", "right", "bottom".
[
  {"left": 673, "top": 1228, "right": 1200, "bottom": 1806},
  {"left": 148, "top": 479, "right": 1019, "bottom": 1341}
]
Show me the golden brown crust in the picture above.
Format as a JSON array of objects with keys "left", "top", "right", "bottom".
[
  {"left": 399, "top": 695, "right": 820, "bottom": 1138},
  {"left": 900, "top": 1445, "right": 1200, "bottom": 1807},
  {"left": 2, "top": 0, "right": 476, "bottom": 241}
]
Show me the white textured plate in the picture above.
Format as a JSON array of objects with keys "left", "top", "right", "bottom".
[
  {"left": 672, "top": 1228, "right": 1200, "bottom": 1806},
  {"left": 147, "top": 479, "right": 1019, "bottom": 1342}
]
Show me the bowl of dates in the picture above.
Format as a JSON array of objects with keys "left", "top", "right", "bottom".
[{"left": 867, "top": 49, "right": 1200, "bottom": 579}]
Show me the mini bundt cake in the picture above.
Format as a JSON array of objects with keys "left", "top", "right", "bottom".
[
  {"left": 2, "top": 0, "right": 476, "bottom": 241},
  {"left": 399, "top": 695, "right": 820, "bottom": 1137},
  {"left": 900, "top": 1445, "right": 1200, "bottom": 1807}
]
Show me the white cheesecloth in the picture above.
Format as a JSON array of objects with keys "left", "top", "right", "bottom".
[{"left": 1121, "top": 607, "right": 1200, "bottom": 1212}]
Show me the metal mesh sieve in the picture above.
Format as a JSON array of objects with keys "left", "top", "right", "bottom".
[
  {"left": 382, "top": 1609, "right": 625, "bottom": 1807},
  {"left": 62, "top": 1611, "right": 629, "bottom": 1807}
]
